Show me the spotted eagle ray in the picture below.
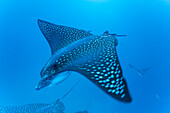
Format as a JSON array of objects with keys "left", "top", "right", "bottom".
[
  {"left": 0, "top": 101, "right": 65, "bottom": 113},
  {"left": 36, "top": 19, "right": 132, "bottom": 103},
  {"left": 0, "top": 80, "right": 79, "bottom": 113},
  {"left": 128, "top": 64, "right": 149, "bottom": 77}
]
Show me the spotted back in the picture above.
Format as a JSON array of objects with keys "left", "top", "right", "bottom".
[
  {"left": 37, "top": 20, "right": 132, "bottom": 102},
  {"left": 68, "top": 35, "right": 132, "bottom": 102},
  {"left": 0, "top": 103, "right": 50, "bottom": 113},
  {"left": 0, "top": 101, "right": 65, "bottom": 113},
  {"left": 38, "top": 19, "right": 93, "bottom": 55}
]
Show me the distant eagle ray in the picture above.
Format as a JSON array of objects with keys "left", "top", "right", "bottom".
[
  {"left": 0, "top": 80, "right": 79, "bottom": 113},
  {"left": 36, "top": 19, "right": 132, "bottom": 103},
  {"left": 0, "top": 100, "right": 65, "bottom": 113},
  {"left": 128, "top": 64, "right": 149, "bottom": 77}
]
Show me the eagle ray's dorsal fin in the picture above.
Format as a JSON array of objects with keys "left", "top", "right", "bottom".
[
  {"left": 38, "top": 19, "right": 93, "bottom": 55},
  {"left": 103, "top": 30, "right": 109, "bottom": 35}
]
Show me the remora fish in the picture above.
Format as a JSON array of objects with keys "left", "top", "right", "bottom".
[{"left": 36, "top": 19, "right": 132, "bottom": 102}]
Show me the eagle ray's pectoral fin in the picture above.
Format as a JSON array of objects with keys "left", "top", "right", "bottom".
[
  {"left": 74, "top": 51, "right": 132, "bottom": 102},
  {"left": 37, "top": 19, "right": 93, "bottom": 55}
]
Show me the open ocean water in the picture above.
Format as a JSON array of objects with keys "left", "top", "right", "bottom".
[{"left": 0, "top": 0, "right": 170, "bottom": 113}]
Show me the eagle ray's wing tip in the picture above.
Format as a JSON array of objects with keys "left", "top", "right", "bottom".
[
  {"left": 37, "top": 19, "right": 43, "bottom": 25},
  {"left": 37, "top": 19, "right": 93, "bottom": 55}
]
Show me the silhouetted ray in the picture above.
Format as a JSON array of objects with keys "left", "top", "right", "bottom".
[{"left": 128, "top": 64, "right": 149, "bottom": 77}]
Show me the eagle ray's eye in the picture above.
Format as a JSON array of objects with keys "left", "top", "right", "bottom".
[{"left": 51, "top": 69, "right": 56, "bottom": 74}]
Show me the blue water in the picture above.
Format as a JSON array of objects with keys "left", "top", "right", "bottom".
[{"left": 0, "top": 0, "right": 170, "bottom": 113}]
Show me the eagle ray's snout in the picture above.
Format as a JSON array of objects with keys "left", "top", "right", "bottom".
[
  {"left": 35, "top": 72, "right": 70, "bottom": 90},
  {"left": 35, "top": 75, "right": 51, "bottom": 90}
]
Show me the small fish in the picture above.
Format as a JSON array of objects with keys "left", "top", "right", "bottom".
[
  {"left": 155, "top": 93, "right": 160, "bottom": 101},
  {"left": 128, "top": 64, "right": 149, "bottom": 77},
  {"left": 36, "top": 19, "right": 132, "bottom": 103}
]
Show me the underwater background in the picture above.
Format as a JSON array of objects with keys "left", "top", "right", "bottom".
[{"left": 0, "top": 0, "right": 170, "bottom": 113}]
